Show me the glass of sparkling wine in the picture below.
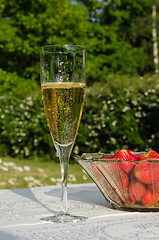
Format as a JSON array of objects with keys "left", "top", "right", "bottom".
[{"left": 40, "top": 45, "right": 86, "bottom": 223}]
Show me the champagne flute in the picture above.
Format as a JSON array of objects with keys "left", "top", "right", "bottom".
[{"left": 40, "top": 45, "right": 86, "bottom": 223}]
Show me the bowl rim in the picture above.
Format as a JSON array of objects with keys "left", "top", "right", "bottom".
[{"left": 74, "top": 152, "right": 159, "bottom": 163}]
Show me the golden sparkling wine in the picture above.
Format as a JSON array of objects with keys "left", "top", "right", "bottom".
[{"left": 42, "top": 82, "right": 85, "bottom": 146}]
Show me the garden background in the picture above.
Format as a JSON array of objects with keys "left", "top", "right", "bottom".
[{"left": 0, "top": 0, "right": 159, "bottom": 188}]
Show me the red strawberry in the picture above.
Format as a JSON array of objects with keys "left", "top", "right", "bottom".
[
  {"left": 141, "top": 188, "right": 158, "bottom": 205},
  {"left": 99, "top": 159, "right": 131, "bottom": 203},
  {"left": 119, "top": 170, "right": 132, "bottom": 203},
  {"left": 129, "top": 179, "right": 146, "bottom": 202},
  {"left": 91, "top": 164, "right": 106, "bottom": 182},
  {"left": 113, "top": 149, "right": 134, "bottom": 173},
  {"left": 113, "top": 149, "right": 131, "bottom": 160},
  {"left": 118, "top": 170, "right": 129, "bottom": 194},
  {"left": 126, "top": 150, "right": 140, "bottom": 161},
  {"left": 91, "top": 161, "right": 123, "bottom": 205},
  {"left": 134, "top": 162, "right": 159, "bottom": 184},
  {"left": 121, "top": 170, "right": 129, "bottom": 189},
  {"left": 139, "top": 153, "right": 149, "bottom": 160},
  {"left": 148, "top": 182, "right": 159, "bottom": 195},
  {"left": 147, "top": 154, "right": 159, "bottom": 160},
  {"left": 147, "top": 150, "right": 158, "bottom": 155},
  {"left": 139, "top": 151, "right": 159, "bottom": 161}
]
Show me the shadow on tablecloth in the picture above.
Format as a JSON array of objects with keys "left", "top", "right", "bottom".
[
  {"left": 44, "top": 184, "right": 108, "bottom": 207},
  {"left": 0, "top": 231, "right": 27, "bottom": 240},
  {"left": 9, "top": 187, "right": 56, "bottom": 214}
]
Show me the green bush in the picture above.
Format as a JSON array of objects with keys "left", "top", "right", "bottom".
[
  {"left": 76, "top": 74, "right": 159, "bottom": 155},
  {"left": 0, "top": 69, "right": 159, "bottom": 161},
  {"left": 0, "top": 68, "right": 56, "bottom": 159}
]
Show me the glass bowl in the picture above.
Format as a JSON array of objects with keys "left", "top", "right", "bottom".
[{"left": 75, "top": 153, "right": 159, "bottom": 211}]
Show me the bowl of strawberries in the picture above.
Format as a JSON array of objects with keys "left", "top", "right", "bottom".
[{"left": 75, "top": 149, "right": 159, "bottom": 211}]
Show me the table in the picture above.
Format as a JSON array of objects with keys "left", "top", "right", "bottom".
[{"left": 0, "top": 183, "right": 159, "bottom": 240}]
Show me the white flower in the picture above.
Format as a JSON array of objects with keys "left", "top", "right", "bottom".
[
  {"left": 56, "top": 178, "right": 62, "bottom": 183},
  {"left": 28, "top": 182, "right": 34, "bottom": 188},
  {"left": 112, "top": 120, "right": 117, "bottom": 126},
  {"left": 23, "top": 166, "right": 30, "bottom": 171},
  {"left": 3, "top": 161, "right": 15, "bottom": 167},
  {"left": 13, "top": 166, "right": 24, "bottom": 172},
  {"left": 50, "top": 177, "right": 56, "bottom": 183},
  {"left": 23, "top": 176, "right": 34, "bottom": 181},
  {"left": 68, "top": 174, "right": 77, "bottom": 182},
  {"left": 14, "top": 149, "right": 19, "bottom": 154},
  {"left": 151, "top": 134, "right": 155, "bottom": 139},
  {"left": 19, "top": 104, "right": 24, "bottom": 109},
  {"left": 33, "top": 179, "right": 41, "bottom": 185},
  {"left": 3, "top": 162, "right": 9, "bottom": 167},
  {"left": 135, "top": 112, "right": 142, "bottom": 118},
  {"left": 74, "top": 146, "right": 79, "bottom": 154},
  {"left": 110, "top": 137, "right": 117, "bottom": 144},
  {"left": 122, "top": 106, "right": 129, "bottom": 112},
  {"left": 38, "top": 168, "right": 44, "bottom": 173},
  {"left": 83, "top": 175, "right": 87, "bottom": 181},
  {"left": 7, "top": 162, "right": 15, "bottom": 167},
  {"left": 23, "top": 176, "right": 29, "bottom": 181},
  {"left": 0, "top": 165, "right": 8, "bottom": 171},
  {"left": 0, "top": 181, "right": 6, "bottom": 186},
  {"left": 24, "top": 147, "right": 29, "bottom": 156},
  {"left": 26, "top": 97, "right": 33, "bottom": 106},
  {"left": 8, "top": 178, "right": 16, "bottom": 185},
  {"left": 72, "top": 177, "right": 77, "bottom": 182},
  {"left": 34, "top": 139, "right": 38, "bottom": 146},
  {"left": 69, "top": 176, "right": 76, "bottom": 182}
]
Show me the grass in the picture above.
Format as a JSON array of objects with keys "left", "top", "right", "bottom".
[{"left": 0, "top": 156, "right": 92, "bottom": 189}]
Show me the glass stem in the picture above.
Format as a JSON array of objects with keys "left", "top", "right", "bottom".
[
  {"left": 61, "top": 159, "right": 68, "bottom": 213},
  {"left": 55, "top": 142, "right": 73, "bottom": 214}
]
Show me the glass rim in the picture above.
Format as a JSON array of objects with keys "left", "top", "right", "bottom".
[{"left": 40, "top": 44, "right": 86, "bottom": 54}]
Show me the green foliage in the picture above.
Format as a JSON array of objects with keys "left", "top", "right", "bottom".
[
  {"left": 0, "top": 68, "right": 38, "bottom": 97},
  {"left": 0, "top": 0, "right": 158, "bottom": 161},
  {"left": 0, "top": 70, "right": 159, "bottom": 160},
  {"left": 0, "top": 68, "right": 54, "bottom": 158},
  {"left": 0, "top": 0, "right": 88, "bottom": 80},
  {"left": 0, "top": 0, "right": 157, "bottom": 85},
  {"left": 77, "top": 0, "right": 155, "bottom": 85},
  {"left": 76, "top": 74, "right": 159, "bottom": 155}
]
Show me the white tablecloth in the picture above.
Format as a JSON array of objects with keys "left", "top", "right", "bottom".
[{"left": 0, "top": 183, "right": 159, "bottom": 240}]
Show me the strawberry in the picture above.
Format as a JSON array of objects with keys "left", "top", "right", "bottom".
[
  {"left": 141, "top": 188, "right": 158, "bottom": 205},
  {"left": 129, "top": 179, "right": 146, "bottom": 202},
  {"left": 147, "top": 154, "right": 159, "bottom": 160},
  {"left": 147, "top": 150, "right": 158, "bottom": 155},
  {"left": 139, "top": 151, "right": 159, "bottom": 160},
  {"left": 120, "top": 161, "right": 134, "bottom": 174},
  {"left": 91, "top": 164, "right": 106, "bottom": 182},
  {"left": 119, "top": 170, "right": 132, "bottom": 203},
  {"left": 139, "top": 153, "right": 149, "bottom": 160},
  {"left": 134, "top": 162, "right": 159, "bottom": 184},
  {"left": 148, "top": 182, "right": 159, "bottom": 195},
  {"left": 126, "top": 150, "right": 140, "bottom": 161},
  {"left": 113, "top": 149, "right": 131, "bottom": 160},
  {"left": 99, "top": 158, "right": 131, "bottom": 203},
  {"left": 121, "top": 170, "right": 129, "bottom": 189},
  {"left": 91, "top": 161, "right": 124, "bottom": 205},
  {"left": 113, "top": 149, "right": 134, "bottom": 173}
]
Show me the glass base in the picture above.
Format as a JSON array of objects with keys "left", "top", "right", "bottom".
[{"left": 41, "top": 212, "right": 87, "bottom": 223}]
